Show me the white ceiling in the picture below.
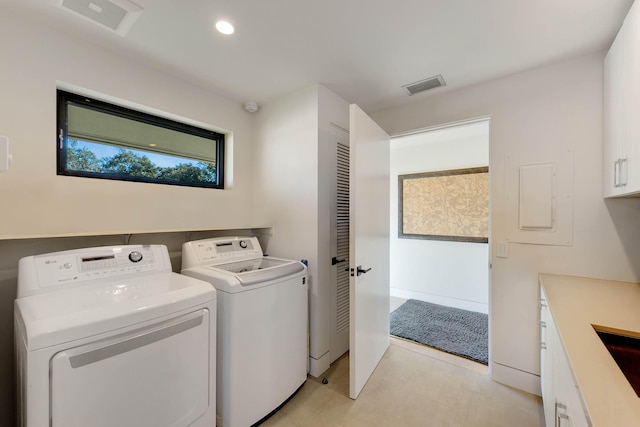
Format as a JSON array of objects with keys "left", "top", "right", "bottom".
[{"left": 3, "top": 0, "right": 634, "bottom": 113}]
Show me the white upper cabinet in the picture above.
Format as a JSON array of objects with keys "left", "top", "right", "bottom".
[
  {"left": 604, "top": 1, "right": 640, "bottom": 197},
  {"left": 603, "top": 18, "right": 625, "bottom": 197}
]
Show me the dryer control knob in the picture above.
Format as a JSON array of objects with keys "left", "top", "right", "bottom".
[
  {"left": 128, "top": 251, "right": 143, "bottom": 263},
  {"left": 239, "top": 240, "right": 248, "bottom": 249}
]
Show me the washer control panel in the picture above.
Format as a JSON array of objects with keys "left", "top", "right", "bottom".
[
  {"left": 184, "top": 236, "right": 263, "bottom": 266},
  {"left": 17, "top": 245, "right": 170, "bottom": 295}
]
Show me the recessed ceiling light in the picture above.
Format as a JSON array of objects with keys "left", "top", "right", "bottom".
[{"left": 215, "top": 20, "right": 234, "bottom": 35}]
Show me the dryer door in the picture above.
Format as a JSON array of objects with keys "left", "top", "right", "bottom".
[{"left": 50, "top": 309, "right": 213, "bottom": 427}]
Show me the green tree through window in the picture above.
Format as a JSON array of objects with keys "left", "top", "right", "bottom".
[
  {"left": 66, "top": 140, "right": 101, "bottom": 173},
  {"left": 66, "top": 140, "right": 218, "bottom": 185}
]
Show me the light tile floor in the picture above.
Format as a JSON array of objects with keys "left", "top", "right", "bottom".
[
  {"left": 262, "top": 339, "right": 544, "bottom": 427},
  {"left": 389, "top": 295, "right": 406, "bottom": 313},
  {"left": 262, "top": 296, "right": 543, "bottom": 427}
]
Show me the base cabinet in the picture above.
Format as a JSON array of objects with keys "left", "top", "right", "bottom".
[{"left": 540, "top": 287, "right": 590, "bottom": 427}]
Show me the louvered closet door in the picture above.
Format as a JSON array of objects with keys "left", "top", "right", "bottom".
[{"left": 330, "top": 132, "right": 350, "bottom": 363}]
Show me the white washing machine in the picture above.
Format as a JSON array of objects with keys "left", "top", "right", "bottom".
[
  {"left": 14, "top": 244, "right": 216, "bottom": 427},
  {"left": 181, "top": 236, "right": 307, "bottom": 427}
]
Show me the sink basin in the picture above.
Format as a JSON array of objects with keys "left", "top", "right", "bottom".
[{"left": 594, "top": 326, "right": 640, "bottom": 398}]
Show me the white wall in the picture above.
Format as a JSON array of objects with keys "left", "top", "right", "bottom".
[
  {"left": 252, "top": 86, "right": 319, "bottom": 259},
  {"left": 252, "top": 84, "right": 349, "bottom": 375},
  {"left": 372, "top": 52, "right": 640, "bottom": 394},
  {"left": 390, "top": 121, "right": 489, "bottom": 313},
  {"left": 0, "top": 8, "right": 258, "bottom": 425},
  {"left": 0, "top": 8, "right": 256, "bottom": 239},
  {"left": 252, "top": 85, "right": 323, "bottom": 371}
]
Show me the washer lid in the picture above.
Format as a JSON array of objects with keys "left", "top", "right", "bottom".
[
  {"left": 211, "top": 257, "right": 304, "bottom": 286},
  {"left": 182, "top": 257, "right": 306, "bottom": 293},
  {"left": 15, "top": 272, "right": 216, "bottom": 350}
]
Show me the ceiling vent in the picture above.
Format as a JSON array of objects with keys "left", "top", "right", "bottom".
[
  {"left": 52, "top": 0, "right": 143, "bottom": 36},
  {"left": 402, "top": 75, "right": 446, "bottom": 96}
]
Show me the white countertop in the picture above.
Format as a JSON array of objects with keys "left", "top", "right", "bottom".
[{"left": 539, "top": 274, "right": 640, "bottom": 427}]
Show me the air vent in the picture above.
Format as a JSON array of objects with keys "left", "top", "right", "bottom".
[
  {"left": 52, "top": 0, "right": 143, "bottom": 36},
  {"left": 402, "top": 75, "right": 446, "bottom": 95}
]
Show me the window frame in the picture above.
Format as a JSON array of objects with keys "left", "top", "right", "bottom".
[{"left": 57, "top": 90, "right": 225, "bottom": 189}]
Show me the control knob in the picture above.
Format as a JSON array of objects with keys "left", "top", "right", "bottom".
[
  {"left": 128, "top": 251, "right": 143, "bottom": 263},
  {"left": 239, "top": 240, "right": 248, "bottom": 249}
]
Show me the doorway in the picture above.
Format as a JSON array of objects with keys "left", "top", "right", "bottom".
[{"left": 388, "top": 119, "right": 490, "bottom": 366}]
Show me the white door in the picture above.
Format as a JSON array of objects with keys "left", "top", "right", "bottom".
[{"left": 349, "top": 104, "right": 390, "bottom": 399}]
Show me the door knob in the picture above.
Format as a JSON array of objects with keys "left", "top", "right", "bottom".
[
  {"left": 347, "top": 266, "right": 373, "bottom": 276},
  {"left": 356, "top": 266, "right": 371, "bottom": 276},
  {"left": 332, "top": 257, "right": 346, "bottom": 265}
]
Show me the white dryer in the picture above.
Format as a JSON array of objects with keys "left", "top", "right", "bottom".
[
  {"left": 14, "top": 245, "right": 216, "bottom": 427},
  {"left": 181, "top": 236, "right": 307, "bottom": 427}
]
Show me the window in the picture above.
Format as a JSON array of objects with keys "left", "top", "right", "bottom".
[{"left": 57, "top": 90, "right": 224, "bottom": 189}]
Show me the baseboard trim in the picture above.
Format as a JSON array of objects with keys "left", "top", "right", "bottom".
[
  {"left": 491, "top": 362, "right": 541, "bottom": 396},
  {"left": 390, "top": 287, "right": 488, "bottom": 314}
]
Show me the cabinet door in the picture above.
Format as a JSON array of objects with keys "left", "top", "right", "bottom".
[
  {"left": 604, "top": 22, "right": 626, "bottom": 197},
  {"left": 540, "top": 288, "right": 555, "bottom": 427},
  {"left": 541, "top": 286, "right": 590, "bottom": 427},
  {"left": 604, "top": 0, "right": 640, "bottom": 197},
  {"left": 625, "top": 2, "right": 640, "bottom": 194},
  {"left": 553, "top": 343, "right": 590, "bottom": 427}
]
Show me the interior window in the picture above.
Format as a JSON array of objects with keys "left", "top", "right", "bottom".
[{"left": 57, "top": 90, "right": 225, "bottom": 189}]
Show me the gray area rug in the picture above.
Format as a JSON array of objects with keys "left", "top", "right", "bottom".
[{"left": 390, "top": 299, "right": 488, "bottom": 365}]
